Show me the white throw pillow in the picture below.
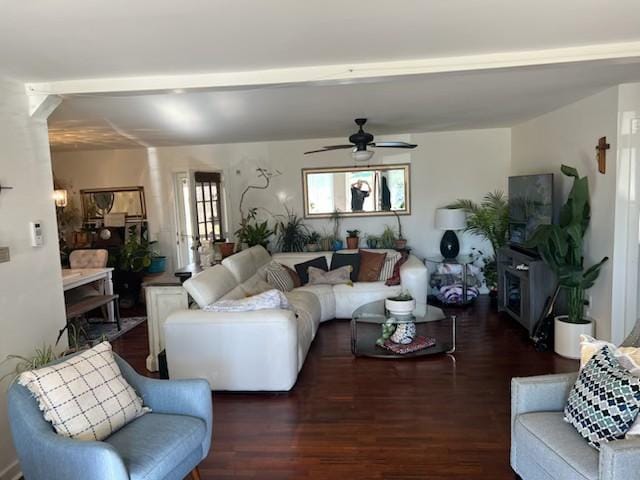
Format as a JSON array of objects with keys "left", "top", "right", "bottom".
[
  {"left": 203, "top": 289, "right": 291, "bottom": 312},
  {"left": 265, "top": 261, "right": 295, "bottom": 292},
  {"left": 579, "top": 335, "right": 640, "bottom": 437},
  {"left": 18, "top": 342, "right": 148, "bottom": 441}
]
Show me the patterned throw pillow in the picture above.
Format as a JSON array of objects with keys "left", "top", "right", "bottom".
[
  {"left": 18, "top": 342, "right": 148, "bottom": 441},
  {"left": 564, "top": 346, "right": 640, "bottom": 449},
  {"left": 385, "top": 253, "right": 408, "bottom": 286},
  {"left": 378, "top": 251, "right": 402, "bottom": 281},
  {"left": 265, "top": 261, "right": 295, "bottom": 292},
  {"left": 308, "top": 265, "right": 353, "bottom": 286}
]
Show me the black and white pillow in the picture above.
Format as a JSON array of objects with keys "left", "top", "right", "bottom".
[
  {"left": 564, "top": 346, "right": 640, "bottom": 449},
  {"left": 265, "top": 261, "right": 295, "bottom": 292},
  {"left": 18, "top": 342, "right": 148, "bottom": 441}
]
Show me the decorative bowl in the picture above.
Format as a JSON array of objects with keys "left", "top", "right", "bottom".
[{"left": 385, "top": 298, "right": 416, "bottom": 316}]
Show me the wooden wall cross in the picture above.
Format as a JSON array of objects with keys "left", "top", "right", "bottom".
[{"left": 596, "top": 136, "right": 610, "bottom": 174}]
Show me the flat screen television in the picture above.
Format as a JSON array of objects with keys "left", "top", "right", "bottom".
[{"left": 508, "top": 174, "right": 553, "bottom": 249}]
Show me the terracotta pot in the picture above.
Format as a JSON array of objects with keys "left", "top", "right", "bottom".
[
  {"left": 394, "top": 238, "right": 407, "bottom": 250},
  {"left": 346, "top": 237, "right": 359, "bottom": 249},
  {"left": 218, "top": 242, "right": 236, "bottom": 258}
]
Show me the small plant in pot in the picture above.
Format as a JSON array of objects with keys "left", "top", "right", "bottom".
[
  {"left": 385, "top": 291, "right": 416, "bottom": 317},
  {"left": 526, "top": 165, "right": 608, "bottom": 359},
  {"left": 275, "top": 207, "right": 309, "bottom": 252},
  {"left": 235, "top": 208, "right": 273, "bottom": 249},
  {"left": 366, "top": 234, "right": 379, "bottom": 249},
  {"left": 306, "top": 231, "right": 321, "bottom": 252},
  {"left": 379, "top": 226, "right": 397, "bottom": 249},
  {"left": 392, "top": 211, "right": 407, "bottom": 250},
  {"left": 346, "top": 229, "right": 360, "bottom": 249},
  {"left": 146, "top": 241, "right": 167, "bottom": 274}
]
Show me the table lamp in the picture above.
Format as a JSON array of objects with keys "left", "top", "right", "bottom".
[{"left": 435, "top": 208, "right": 466, "bottom": 259}]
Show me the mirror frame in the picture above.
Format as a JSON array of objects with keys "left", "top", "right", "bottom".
[
  {"left": 301, "top": 163, "right": 411, "bottom": 218},
  {"left": 80, "top": 186, "right": 147, "bottom": 221}
]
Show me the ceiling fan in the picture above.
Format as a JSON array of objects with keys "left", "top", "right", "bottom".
[{"left": 304, "top": 118, "right": 417, "bottom": 161}]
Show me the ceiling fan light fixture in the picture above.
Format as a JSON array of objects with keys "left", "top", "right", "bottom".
[{"left": 352, "top": 149, "right": 374, "bottom": 162}]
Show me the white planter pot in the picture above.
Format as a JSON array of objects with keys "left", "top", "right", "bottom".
[
  {"left": 554, "top": 315, "right": 594, "bottom": 359},
  {"left": 385, "top": 298, "right": 416, "bottom": 316}
]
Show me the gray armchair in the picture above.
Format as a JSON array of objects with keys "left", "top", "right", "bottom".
[
  {"left": 8, "top": 354, "right": 212, "bottom": 480},
  {"left": 511, "top": 373, "right": 640, "bottom": 480}
]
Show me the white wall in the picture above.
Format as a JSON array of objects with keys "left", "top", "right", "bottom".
[
  {"left": 0, "top": 78, "right": 66, "bottom": 479},
  {"left": 52, "top": 128, "right": 511, "bottom": 271},
  {"left": 511, "top": 87, "right": 619, "bottom": 341}
]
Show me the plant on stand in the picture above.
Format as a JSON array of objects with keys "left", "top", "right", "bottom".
[
  {"left": 448, "top": 191, "right": 509, "bottom": 298},
  {"left": 235, "top": 207, "right": 273, "bottom": 249},
  {"left": 392, "top": 211, "right": 407, "bottom": 250},
  {"left": 115, "top": 225, "right": 152, "bottom": 306},
  {"left": 275, "top": 207, "right": 309, "bottom": 252},
  {"left": 526, "top": 165, "right": 608, "bottom": 359},
  {"left": 330, "top": 209, "right": 343, "bottom": 251},
  {"left": 346, "top": 230, "right": 360, "bottom": 249}
]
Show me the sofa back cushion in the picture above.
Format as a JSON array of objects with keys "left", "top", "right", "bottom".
[
  {"left": 184, "top": 264, "right": 239, "bottom": 308},
  {"left": 272, "top": 252, "right": 333, "bottom": 270},
  {"left": 222, "top": 245, "right": 271, "bottom": 284}
]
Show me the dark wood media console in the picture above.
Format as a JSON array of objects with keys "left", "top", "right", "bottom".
[{"left": 497, "top": 246, "right": 556, "bottom": 335}]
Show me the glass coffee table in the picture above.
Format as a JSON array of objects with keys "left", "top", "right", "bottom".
[{"left": 351, "top": 300, "right": 456, "bottom": 358}]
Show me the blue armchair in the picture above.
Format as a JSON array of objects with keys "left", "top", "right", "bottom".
[
  {"left": 511, "top": 373, "right": 640, "bottom": 480},
  {"left": 8, "top": 354, "right": 212, "bottom": 480}
]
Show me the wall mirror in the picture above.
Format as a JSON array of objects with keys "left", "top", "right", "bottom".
[
  {"left": 302, "top": 164, "right": 410, "bottom": 218},
  {"left": 81, "top": 186, "right": 147, "bottom": 221}
]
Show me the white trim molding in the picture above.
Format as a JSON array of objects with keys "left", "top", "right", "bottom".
[{"left": 26, "top": 41, "right": 640, "bottom": 97}]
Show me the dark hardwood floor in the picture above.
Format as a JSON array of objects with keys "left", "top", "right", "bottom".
[{"left": 112, "top": 297, "right": 577, "bottom": 479}]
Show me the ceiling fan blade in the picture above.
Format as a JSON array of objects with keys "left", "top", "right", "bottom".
[
  {"left": 371, "top": 141, "right": 417, "bottom": 149},
  {"left": 304, "top": 144, "right": 353, "bottom": 155}
]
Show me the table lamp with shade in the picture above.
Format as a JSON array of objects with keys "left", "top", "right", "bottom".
[{"left": 435, "top": 208, "right": 466, "bottom": 259}]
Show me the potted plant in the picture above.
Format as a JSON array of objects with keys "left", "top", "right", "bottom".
[
  {"left": 366, "top": 234, "right": 379, "bottom": 249},
  {"left": 526, "top": 165, "right": 609, "bottom": 359},
  {"left": 330, "top": 209, "right": 343, "bottom": 251},
  {"left": 379, "top": 226, "right": 397, "bottom": 249},
  {"left": 275, "top": 207, "right": 309, "bottom": 252},
  {"left": 346, "top": 229, "right": 360, "bottom": 249},
  {"left": 306, "top": 231, "right": 321, "bottom": 252},
  {"left": 449, "top": 191, "right": 509, "bottom": 300},
  {"left": 392, "top": 211, "right": 407, "bottom": 250},
  {"left": 146, "top": 241, "right": 167, "bottom": 273},
  {"left": 114, "top": 225, "right": 153, "bottom": 304},
  {"left": 385, "top": 291, "right": 416, "bottom": 317},
  {"left": 235, "top": 208, "right": 273, "bottom": 249}
]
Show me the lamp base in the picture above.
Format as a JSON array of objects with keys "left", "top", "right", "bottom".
[{"left": 440, "top": 230, "right": 460, "bottom": 259}]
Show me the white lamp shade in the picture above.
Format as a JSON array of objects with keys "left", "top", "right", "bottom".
[
  {"left": 435, "top": 208, "right": 466, "bottom": 230},
  {"left": 352, "top": 149, "right": 374, "bottom": 162}
]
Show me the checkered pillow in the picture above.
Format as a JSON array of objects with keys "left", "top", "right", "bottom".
[
  {"left": 564, "top": 346, "right": 640, "bottom": 449},
  {"left": 18, "top": 342, "right": 148, "bottom": 441}
]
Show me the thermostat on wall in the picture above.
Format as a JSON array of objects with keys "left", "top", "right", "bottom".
[{"left": 30, "top": 221, "right": 44, "bottom": 247}]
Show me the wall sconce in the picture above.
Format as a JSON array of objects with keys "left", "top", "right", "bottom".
[{"left": 53, "top": 189, "right": 68, "bottom": 208}]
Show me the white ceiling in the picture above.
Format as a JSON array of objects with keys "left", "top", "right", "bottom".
[
  {"left": 5, "top": 0, "right": 640, "bottom": 151},
  {"left": 49, "top": 60, "right": 640, "bottom": 151},
  {"left": 3, "top": 0, "right": 640, "bottom": 82}
]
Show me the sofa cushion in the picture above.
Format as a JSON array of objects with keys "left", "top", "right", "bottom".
[
  {"left": 295, "top": 284, "right": 336, "bottom": 322},
  {"left": 564, "top": 346, "right": 640, "bottom": 448},
  {"left": 184, "top": 265, "right": 238, "bottom": 308},
  {"left": 286, "top": 290, "right": 322, "bottom": 337},
  {"left": 284, "top": 264, "right": 302, "bottom": 288},
  {"left": 333, "top": 281, "right": 402, "bottom": 319},
  {"left": 105, "top": 412, "right": 206, "bottom": 480},
  {"left": 222, "top": 247, "right": 267, "bottom": 284},
  {"left": 358, "top": 249, "right": 387, "bottom": 282},
  {"left": 378, "top": 250, "right": 402, "bottom": 281},
  {"left": 330, "top": 253, "right": 360, "bottom": 282},
  {"left": 514, "top": 412, "right": 598, "bottom": 480},
  {"left": 294, "top": 256, "right": 329, "bottom": 285}
]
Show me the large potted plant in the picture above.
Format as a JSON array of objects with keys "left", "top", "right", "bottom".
[
  {"left": 449, "top": 191, "right": 509, "bottom": 298},
  {"left": 275, "top": 207, "right": 309, "bottom": 252},
  {"left": 114, "top": 225, "right": 153, "bottom": 305},
  {"left": 526, "top": 165, "right": 608, "bottom": 359},
  {"left": 235, "top": 208, "right": 273, "bottom": 249}
]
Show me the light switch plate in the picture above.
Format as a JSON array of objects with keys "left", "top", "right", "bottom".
[{"left": 0, "top": 246, "right": 9, "bottom": 263}]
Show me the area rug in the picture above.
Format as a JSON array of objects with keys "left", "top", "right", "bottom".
[{"left": 75, "top": 316, "right": 146, "bottom": 348}]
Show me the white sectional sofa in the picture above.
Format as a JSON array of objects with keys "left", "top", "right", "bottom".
[{"left": 164, "top": 246, "right": 428, "bottom": 391}]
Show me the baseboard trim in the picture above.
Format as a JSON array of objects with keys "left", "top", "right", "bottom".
[{"left": 0, "top": 460, "right": 21, "bottom": 480}]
